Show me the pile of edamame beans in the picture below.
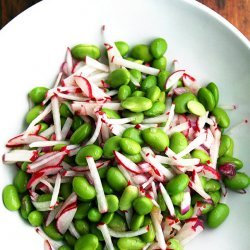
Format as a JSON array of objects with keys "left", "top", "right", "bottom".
[{"left": 2, "top": 31, "right": 250, "bottom": 250}]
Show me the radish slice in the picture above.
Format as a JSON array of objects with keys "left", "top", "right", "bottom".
[
  {"left": 85, "top": 56, "right": 109, "bottom": 72},
  {"left": 150, "top": 207, "right": 166, "bottom": 250},
  {"left": 203, "top": 128, "right": 214, "bottom": 149},
  {"left": 117, "top": 164, "right": 135, "bottom": 185},
  {"left": 112, "top": 57, "right": 160, "bottom": 76},
  {"left": 165, "top": 70, "right": 185, "bottom": 90},
  {"left": 29, "top": 165, "right": 62, "bottom": 176},
  {"left": 66, "top": 47, "right": 73, "bottom": 75},
  {"left": 72, "top": 61, "right": 85, "bottom": 73},
  {"left": 104, "top": 117, "right": 134, "bottom": 125},
  {"left": 88, "top": 72, "right": 109, "bottom": 83},
  {"left": 29, "top": 141, "right": 69, "bottom": 148},
  {"left": 173, "top": 87, "right": 189, "bottom": 96},
  {"left": 45, "top": 204, "right": 62, "bottom": 226},
  {"left": 36, "top": 227, "right": 62, "bottom": 249},
  {"left": 21, "top": 124, "right": 41, "bottom": 135},
  {"left": 180, "top": 191, "right": 191, "bottom": 214},
  {"left": 86, "top": 157, "right": 108, "bottom": 213},
  {"left": 132, "top": 174, "right": 149, "bottom": 185},
  {"left": 85, "top": 115, "right": 102, "bottom": 145},
  {"left": 97, "top": 224, "right": 115, "bottom": 250},
  {"left": 182, "top": 73, "right": 201, "bottom": 94},
  {"left": 51, "top": 96, "right": 62, "bottom": 140},
  {"left": 50, "top": 173, "right": 61, "bottom": 208},
  {"left": 69, "top": 223, "right": 80, "bottom": 239},
  {"left": 57, "top": 86, "right": 82, "bottom": 94},
  {"left": 61, "top": 117, "right": 73, "bottom": 140},
  {"left": 199, "top": 165, "right": 221, "bottom": 180},
  {"left": 53, "top": 72, "right": 63, "bottom": 88},
  {"left": 56, "top": 203, "right": 77, "bottom": 234},
  {"left": 142, "top": 176, "right": 155, "bottom": 189},
  {"left": 175, "top": 218, "right": 204, "bottom": 246},
  {"left": 3, "top": 150, "right": 38, "bottom": 163},
  {"left": 163, "top": 104, "right": 176, "bottom": 132},
  {"left": 32, "top": 201, "right": 51, "bottom": 211},
  {"left": 114, "top": 151, "right": 142, "bottom": 174},
  {"left": 124, "top": 208, "right": 133, "bottom": 229},
  {"left": 55, "top": 91, "right": 88, "bottom": 102},
  {"left": 40, "top": 125, "right": 55, "bottom": 138},
  {"left": 23, "top": 104, "right": 52, "bottom": 138},
  {"left": 155, "top": 155, "right": 200, "bottom": 167},
  {"left": 44, "top": 240, "right": 53, "bottom": 250},
  {"left": 159, "top": 183, "right": 175, "bottom": 216},
  {"left": 142, "top": 114, "right": 168, "bottom": 124},
  {"left": 108, "top": 226, "right": 148, "bottom": 238},
  {"left": 166, "top": 122, "right": 190, "bottom": 135},
  {"left": 151, "top": 182, "right": 157, "bottom": 200},
  {"left": 109, "top": 124, "right": 126, "bottom": 136},
  {"left": 209, "top": 127, "right": 221, "bottom": 169},
  {"left": 40, "top": 179, "right": 54, "bottom": 193}
]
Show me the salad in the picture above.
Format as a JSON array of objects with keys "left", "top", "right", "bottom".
[{"left": 2, "top": 26, "right": 249, "bottom": 250}]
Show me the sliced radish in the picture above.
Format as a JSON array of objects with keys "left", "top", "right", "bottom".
[
  {"left": 3, "top": 150, "right": 38, "bottom": 163},
  {"left": 165, "top": 70, "right": 185, "bottom": 90},
  {"left": 29, "top": 140, "right": 69, "bottom": 148},
  {"left": 180, "top": 191, "right": 191, "bottom": 215},
  {"left": 61, "top": 117, "right": 73, "bottom": 140},
  {"left": 142, "top": 176, "right": 155, "bottom": 189},
  {"left": 142, "top": 114, "right": 168, "bottom": 124},
  {"left": 155, "top": 155, "right": 200, "bottom": 167},
  {"left": 159, "top": 183, "right": 175, "bottom": 216},
  {"left": 6, "top": 134, "right": 48, "bottom": 147},
  {"left": 117, "top": 164, "right": 135, "bottom": 185},
  {"left": 88, "top": 72, "right": 109, "bottom": 83},
  {"left": 132, "top": 174, "right": 149, "bottom": 185},
  {"left": 85, "top": 115, "right": 102, "bottom": 145},
  {"left": 203, "top": 128, "right": 214, "bottom": 149},
  {"left": 50, "top": 173, "right": 61, "bottom": 208},
  {"left": 44, "top": 240, "right": 53, "bottom": 250},
  {"left": 182, "top": 73, "right": 201, "bottom": 94},
  {"left": 86, "top": 157, "right": 108, "bottom": 213},
  {"left": 36, "top": 227, "right": 62, "bottom": 249},
  {"left": 108, "top": 124, "right": 125, "bottom": 136},
  {"left": 199, "top": 164, "right": 220, "bottom": 180},
  {"left": 45, "top": 204, "right": 62, "bottom": 226},
  {"left": 69, "top": 222, "right": 80, "bottom": 239},
  {"left": 66, "top": 47, "right": 73, "bottom": 75},
  {"left": 97, "top": 224, "right": 115, "bottom": 250},
  {"left": 173, "top": 87, "right": 189, "bottom": 96},
  {"left": 85, "top": 56, "right": 109, "bottom": 72},
  {"left": 32, "top": 200, "right": 51, "bottom": 211},
  {"left": 166, "top": 122, "right": 190, "bottom": 135},
  {"left": 108, "top": 226, "right": 148, "bottom": 238},
  {"left": 40, "top": 125, "right": 55, "bottom": 138},
  {"left": 163, "top": 104, "right": 175, "bottom": 132},
  {"left": 104, "top": 117, "right": 134, "bottom": 125},
  {"left": 72, "top": 61, "right": 85, "bottom": 73},
  {"left": 209, "top": 127, "right": 221, "bottom": 169},
  {"left": 51, "top": 96, "right": 62, "bottom": 140}
]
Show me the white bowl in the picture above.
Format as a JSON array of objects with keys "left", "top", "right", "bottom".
[{"left": 0, "top": 0, "right": 249, "bottom": 249}]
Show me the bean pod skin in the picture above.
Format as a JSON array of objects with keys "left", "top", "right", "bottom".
[
  {"left": 2, "top": 185, "right": 21, "bottom": 211},
  {"left": 207, "top": 203, "right": 230, "bottom": 228}
]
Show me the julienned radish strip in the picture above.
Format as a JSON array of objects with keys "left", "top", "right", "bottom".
[
  {"left": 39, "top": 125, "right": 55, "bottom": 138},
  {"left": 69, "top": 222, "right": 80, "bottom": 239},
  {"left": 50, "top": 173, "right": 61, "bottom": 208},
  {"left": 86, "top": 157, "right": 108, "bottom": 213},
  {"left": 155, "top": 155, "right": 200, "bottom": 167},
  {"left": 61, "top": 117, "right": 73, "bottom": 140},
  {"left": 165, "top": 70, "right": 185, "bottom": 90},
  {"left": 180, "top": 191, "right": 191, "bottom": 215},
  {"left": 66, "top": 47, "right": 73, "bottom": 76},
  {"left": 112, "top": 57, "right": 160, "bottom": 76},
  {"left": 44, "top": 240, "right": 53, "bottom": 250},
  {"left": 117, "top": 164, "right": 135, "bottom": 185},
  {"left": 32, "top": 200, "right": 51, "bottom": 211},
  {"left": 29, "top": 140, "right": 69, "bottom": 148},
  {"left": 159, "top": 183, "right": 175, "bottom": 216},
  {"left": 97, "top": 224, "right": 115, "bottom": 250},
  {"left": 7, "top": 134, "right": 48, "bottom": 148},
  {"left": 142, "top": 114, "right": 168, "bottom": 124},
  {"left": 51, "top": 96, "right": 62, "bottom": 141},
  {"left": 45, "top": 204, "right": 62, "bottom": 226},
  {"left": 85, "top": 115, "right": 102, "bottom": 145},
  {"left": 166, "top": 122, "right": 190, "bottom": 135},
  {"left": 163, "top": 104, "right": 175, "bottom": 132},
  {"left": 3, "top": 150, "right": 38, "bottom": 163},
  {"left": 209, "top": 126, "right": 221, "bottom": 169},
  {"left": 85, "top": 56, "right": 110, "bottom": 72},
  {"left": 107, "top": 226, "right": 149, "bottom": 238}
]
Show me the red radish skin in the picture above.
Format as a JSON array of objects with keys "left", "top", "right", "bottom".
[{"left": 6, "top": 134, "right": 48, "bottom": 147}]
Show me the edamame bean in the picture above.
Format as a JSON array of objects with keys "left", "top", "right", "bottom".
[
  {"left": 124, "top": 153, "right": 143, "bottom": 163},
  {"left": 75, "top": 145, "right": 103, "bottom": 165},
  {"left": 70, "top": 123, "right": 92, "bottom": 145},
  {"left": 175, "top": 207, "right": 194, "bottom": 220},
  {"left": 88, "top": 208, "right": 102, "bottom": 222},
  {"left": 39, "top": 122, "right": 49, "bottom": 133},
  {"left": 128, "top": 82, "right": 137, "bottom": 93},
  {"left": 28, "top": 210, "right": 43, "bottom": 226},
  {"left": 142, "top": 127, "right": 169, "bottom": 152},
  {"left": 146, "top": 86, "right": 161, "bottom": 103},
  {"left": 174, "top": 93, "right": 197, "bottom": 114},
  {"left": 169, "top": 132, "right": 188, "bottom": 154},
  {"left": 133, "top": 197, "right": 153, "bottom": 215},
  {"left": 144, "top": 101, "right": 166, "bottom": 117},
  {"left": 64, "top": 231, "right": 76, "bottom": 246},
  {"left": 212, "top": 107, "right": 230, "bottom": 128},
  {"left": 118, "top": 85, "right": 132, "bottom": 101},
  {"left": 101, "top": 212, "right": 114, "bottom": 224},
  {"left": 166, "top": 239, "right": 182, "bottom": 250},
  {"left": 157, "top": 70, "right": 170, "bottom": 91},
  {"left": 53, "top": 143, "right": 67, "bottom": 151},
  {"left": 120, "top": 138, "right": 141, "bottom": 155},
  {"left": 152, "top": 56, "right": 167, "bottom": 70},
  {"left": 122, "top": 128, "right": 144, "bottom": 145},
  {"left": 122, "top": 97, "right": 152, "bottom": 112},
  {"left": 37, "top": 193, "right": 52, "bottom": 202},
  {"left": 207, "top": 203, "right": 229, "bottom": 228},
  {"left": 131, "top": 214, "right": 144, "bottom": 231},
  {"left": 209, "top": 191, "right": 221, "bottom": 205},
  {"left": 20, "top": 195, "right": 34, "bottom": 220},
  {"left": 90, "top": 224, "right": 104, "bottom": 241},
  {"left": 73, "top": 177, "right": 96, "bottom": 200},
  {"left": 197, "top": 87, "right": 216, "bottom": 111},
  {"left": 74, "top": 234, "right": 99, "bottom": 250},
  {"left": 74, "top": 202, "right": 92, "bottom": 220},
  {"left": 2, "top": 184, "right": 21, "bottom": 211},
  {"left": 224, "top": 172, "right": 249, "bottom": 190},
  {"left": 191, "top": 150, "right": 210, "bottom": 164},
  {"left": 21, "top": 162, "right": 29, "bottom": 171},
  {"left": 71, "top": 44, "right": 101, "bottom": 60},
  {"left": 117, "top": 237, "right": 146, "bottom": 250},
  {"left": 109, "top": 213, "right": 127, "bottom": 232},
  {"left": 115, "top": 41, "right": 129, "bottom": 57},
  {"left": 107, "top": 167, "right": 127, "bottom": 192},
  {"left": 106, "top": 194, "right": 119, "bottom": 212},
  {"left": 131, "top": 90, "right": 145, "bottom": 97},
  {"left": 166, "top": 174, "right": 189, "bottom": 195},
  {"left": 141, "top": 76, "right": 157, "bottom": 91},
  {"left": 157, "top": 193, "right": 167, "bottom": 211},
  {"left": 58, "top": 245, "right": 71, "bottom": 250},
  {"left": 122, "top": 110, "right": 144, "bottom": 124},
  {"left": 131, "top": 44, "right": 153, "bottom": 62},
  {"left": 102, "top": 108, "right": 121, "bottom": 119},
  {"left": 130, "top": 69, "right": 142, "bottom": 85},
  {"left": 98, "top": 166, "right": 108, "bottom": 179},
  {"left": 187, "top": 100, "right": 206, "bottom": 116},
  {"left": 103, "top": 136, "right": 122, "bottom": 159},
  {"left": 13, "top": 169, "right": 29, "bottom": 193},
  {"left": 43, "top": 222, "right": 63, "bottom": 240},
  {"left": 60, "top": 182, "right": 72, "bottom": 199},
  {"left": 141, "top": 217, "right": 155, "bottom": 243},
  {"left": 72, "top": 116, "right": 84, "bottom": 131},
  {"left": 158, "top": 91, "right": 166, "bottom": 103},
  {"left": 119, "top": 186, "right": 139, "bottom": 211},
  {"left": 171, "top": 192, "right": 184, "bottom": 206},
  {"left": 29, "top": 87, "right": 48, "bottom": 104},
  {"left": 150, "top": 38, "right": 168, "bottom": 59},
  {"left": 207, "top": 82, "right": 219, "bottom": 106},
  {"left": 26, "top": 105, "right": 44, "bottom": 124},
  {"left": 107, "top": 68, "right": 130, "bottom": 88},
  {"left": 60, "top": 103, "right": 72, "bottom": 118},
  {"left": 102, "top": 180, "right": 114, "bottom": 194},
  {"left": 219, "top": 135, "right": 234, "bottom": 157},
  {"left": 218, "top": 156, "right": 243, "bottom": 170},
  {"left": 204, "top": 180, "right": 221, "bottom": 192}
]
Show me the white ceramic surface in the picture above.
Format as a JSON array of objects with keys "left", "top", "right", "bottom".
[{"left": 0, "top": 0, "right": 249, "bottom": 249}]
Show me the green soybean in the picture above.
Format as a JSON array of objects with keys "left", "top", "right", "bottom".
[
  {"left": 37, "top": 193, "right": 52, "bottom": 202},
  {"left": 28, "top": 210, "right": 43, "bottom": 226},
  {"left": 197, "top": 87, "right": 216, "bottom": 111},
  {"left": 72, "top": 116, "right": 84, "bottom": 131},
  {"left": 122, "top": 110, "right": 144, "bottom": 124},
  {"left": 122, "top": 97, "right": 152, "bottom": 112},
  {"left": 122, "top": 128, "right": 144, "bottom": 145},
  {"left": 115, "top": 41, "right": 129, "bottom": 57},
  {"left": 133, "top": 197, "right": 153, "bottom": 215},
  {"left": 58, "top": 246, "right": 71, "bottom": 250},
  {"left": 88, "top": 208, "right": 102, "bottom": 222},
  {"left": 109, "top": 213, "right": 127, "bottom": 232},
  {"left": 74, "top": 202, "right": 92, "bottom": 219},
  {"left": 102, "top": 108, "right": 121, "bottom": 119},
  {"left": 152, "top": 56, "right": 167, "bottom": 70},
  {"left": 144, "top": 101, "right": 166, "bottom": 117},
  {"left": 130, "top": 69, "right": 142, "bottom": 83},
  {"left": 224, "top": 172, "right": 249, "bottom": 190},
  {"left": 169, "top": 132, "right": 188, "bottom": 154},
  {"left": 124, "top": 153, "right": 143, "bottom": 163},
  {"left": 119, "top": 185, "right": 139, "bottom": 211},
  {"left": 107, "top": 167, "right": 127, "bottom": 192},
  {"left": 209, "top": 191, "right": 221, "bottom": 205},
  {"left": 175, "top": 207, "right": 194, "bottom": 220},
  {"left": 120, "top": 138, "right": 141, "bottom": 155},
  {"left": 166, "top": 174, "right": 189, "bottom": 195},
  {"left": 26, "top": 105, "right": 44, "bottom": 124},
  {"left": 219, "top": 135, "right": 234, "bottom": 157},
  {"left": 98, "top": 166, "right": 108, "bottom": 179},
  {"left": 146, "top": 86, "right": 161, "bottom": 103},
  {"left": 141, "top": 76, "right": 157, "bottom": 91},
  {"left": 73, "top": 177, "right": 96, "bottom": 200},
  {"left": 157, "top": 193, "right": 167, "bottom": 211},
  {"left": 158, "top": 91, "right": 166, "bottom": 103},
  {"left": 13, "top": 170, "right": 29, "bottom": 193},
  {"left": 60, "top": 182, "right": 72, "bottom": 199},
  {"left": 103, "top": 136, "right": 122, "bottom": 159},
  {"left": 107, "top": 68, "right": 130, "bottom": 88},
  {"left": 90, "top": 224, "right": 104, "bottom": 241},
  {"left": 131, "top": 90, "right": 145, "bottom": 97},
  {"left": 2, "top": 185, "right": 21, "bottom": 211},
  {"left": 103, "top": 181, "right": 114, "bottom": 195},
  {"left": 171, "top": 192, "right": 184, "bottom": 206},
  {"left": 71, "top": 44, "right": 101, "bottom": 60},
  {"left": 207, "top": 203, "right": 230, "bottom": 228},
  {"left": 38, "top": 122, "right": 49, "bottom": 133},
  {"left": 142, "top": 127, "right": 169, "bottom": 152},
  {"left": 187, "top": 100, "right": 206, "bottom": 116},
  {"left": 212, "top": 107, "right": 230, "bottom": 128},
  {"left": 21, "top": 162, "right": 29, "bottom": 171},
  {"left": 174, "top": 93, "right": 197, "bottom": 114},
  {"left": 60, "top": 103, "right": 72, "bottom": 118},
  {"left": 29, "top": 87, "right": 48, "bottom": 104},
  {"left": 131, "top": 44, "right": 153, "bottom": 62},
  {"left": 204, "top": 180, "right": 221, "bottom": 192},
  {"left": 207, "top": 82, "right": 219, "bottom": 106},
  {"left": 101, "top": 212, "right": 114, "bottom": 224},
  {"left": 74, "top": 234, "right": 99, "bottom": 250},
  {"left": 141, "top": 217, "right": 155, "bottom": 243},
  {"left": 64, "top": 232, "right": 76, "bottom": 246},
  {"left": 106, "top": 194, "right": 119, "bottom": 212},
  {"left": 118, "top": 85, "right": 132, "bottom": 101},
  {"left": 150, "top": 38, "right": 168, "bottom": 59},
  {"left": 70, "top": 123, "right": 92, "bottom": 145},
  {"left": 131, "top": 214, "right": 144, "bottom": 231},
  {"left": 166, "top": 238, "right": 182, "bottom": 250},
  {"left": 191, "top": 150, "right": 210, "bottom": 164},
  {"left": 218, "top": 156, "right": 243, "bottom": 170},
  {"left": 75, "top": 145, "right": 103, "bottom": 165},
  {"left": 157, "top": 70, "right": 170, "bottom": 91},
  {"left": 43, "top": 222, "right": 63, "bottom": 241},
  {"left": 20, "top": 195, "right": 34, "bottom": 220}
]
